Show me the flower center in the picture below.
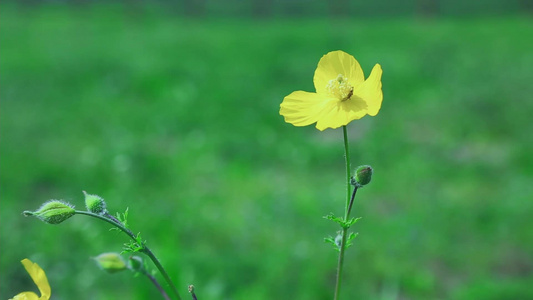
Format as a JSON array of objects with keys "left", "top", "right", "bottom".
[{"left": 326, "top": 74, "right": 353, "bottom": 101}]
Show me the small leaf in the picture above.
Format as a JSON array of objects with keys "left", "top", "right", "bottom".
[
  {"left": 323, "top": 213, "right": 345, "bottom": 226},
  {"left": 345, "top": 217, "right": 362, "bottom": 228},
  {"left": 345, "top": 232, "right": 359, "bottom": 249}
]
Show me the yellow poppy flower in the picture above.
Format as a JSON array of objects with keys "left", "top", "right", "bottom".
[
  {"left": 280, "top": 50, "right": 383, "bottom": 131},
  {"left": 10, "top": 259, "right": 51, "bottom": 300}
]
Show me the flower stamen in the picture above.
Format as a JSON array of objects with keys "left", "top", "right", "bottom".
[{"left": 327, "top": 74, "right": 354, "bottom": 101}]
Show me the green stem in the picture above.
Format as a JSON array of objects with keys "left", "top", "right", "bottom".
[
  {"left": 141, "top": 269, "right": 171, "bottom": 300},
  {"left": 347, "top": 187, "right": 358, "bottom": 218},
  {"left": 334, "top": 228, "right": 348, "bottom": 300},
  {"left": 342, "top": 126, "right": 352, "bottom": 220},
  {"left": 334, "top": 125, "right": 353, "bottom": 300},
  {"left": 75, "top": 211, "right": 182, "bottom": 300},
  {"left": 142, "top": 247, "right": 182, "bottom": 300},
  {"left": 75, "top": 210, "right": 137, "bottom": 240}
]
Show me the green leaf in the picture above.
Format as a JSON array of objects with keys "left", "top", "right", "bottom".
[
  {"left": 324, "top": 233, "right": 342, "bottom": 252},
  {"left": 345, "top": 232, "right": 359, "bottom": 249},
  {"left": 121, "top": 232, "right": 145, "bottom": 254},
  {"left": 324, "top": 213, "right": 362, "bottom": 229}
]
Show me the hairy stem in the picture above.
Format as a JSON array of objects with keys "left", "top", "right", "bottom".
[{"left": 75, "top": 210, "right": 182, "bottom": 300}]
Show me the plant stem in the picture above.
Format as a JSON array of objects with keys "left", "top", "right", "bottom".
[
  {"left": 347, "top": 187, "right": 358, "bottom": 218},
  {"left": 75, "top": 210, "right": 182, "bottom": 300},
  {"left": 75, "top": 210, "right": 137, "bottom": 240},
  {"left": 334, "top": 227, "right": 348, "bottom": 300},
  {"left": 342, "top": 126, "right": 352, "bottom": 220},
  {"left": 334, "top": 125, "right": 354, "bottom": 300},
  {"left": 188, "top": 285, "right": 198, "bottom": 300},
  {"left": 142, "top": 247, "right": 182, "bottom": 300},
  {"left": 142, "top": 269, "right": 172, "bottom": 300}
]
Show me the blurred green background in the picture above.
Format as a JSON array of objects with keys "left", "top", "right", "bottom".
[{"left": 1, "top": 1, "right": 532, "bottom": 299}]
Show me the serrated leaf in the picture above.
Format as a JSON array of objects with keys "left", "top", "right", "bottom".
[
  {"left": 324, "top": 213, "right": 347, "bottom": 226},
  {"left": 345, "top": 217, "right": 362, "bottom": 227},
  {"left": 324, "top": 236, "right": 341, "bottom": 252},
  {"left": 344, "top": 232, "right": 359, "bottom": 249},
  {"left": 324, "top": 237, "right": 336, "bottom": 244}
]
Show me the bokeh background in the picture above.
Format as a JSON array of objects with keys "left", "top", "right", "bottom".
[{"left": 1, "top": 1, "right": 532, "bottom": 299}]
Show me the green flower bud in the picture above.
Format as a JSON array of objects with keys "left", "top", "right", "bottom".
[
  {"left": 351, "top": 165, "right": 373, "bottom": 187},
  {"left": 93, "top": 253, "right": 127, "bottom": 274},
  {"left": 83, "top": 191, "right": 107, "bottom": 214},
  {"left": 128, "top": 256, "right": 144, "bottom": 272},
  {"left": 23, "top": 200, "right": 75, "bottom": 224}
]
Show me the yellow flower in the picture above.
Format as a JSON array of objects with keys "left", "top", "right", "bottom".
[
  {"left": 10, "top": 259, "right": 51, "bottom": 300},
  {"left": 280, "top": 50, "right": 383, "bottom": 131}
]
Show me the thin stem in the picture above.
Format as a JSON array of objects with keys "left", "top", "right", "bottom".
[
  {"left": 74, "top": 211, "right": 182, "bottom": 300},
  {"left": 142, "top": 270, "right": 171, "bottom": 300},
  {"left": 347, "top": 187, "right": 358, "bottom": 218},
  {"left": 188, "top": 285, "right": 198, "bottom": 300},
  {"left": 75, "top": 210, "right": 137, "bottom": 240},
  {"left": 342, "top": 125, "right": 352, "bottom": 220},
  {"left": 142, "top": 247, "right": 182, "bottom": 300},
  {"left": 334, "top": 227, "right": 348, "bottom": 300},
  {"left": 334, "top": 125, "right": 354, "bottom": 300},
  {"left": 104, "top": 212, "right": 125, "bottom": 228}
]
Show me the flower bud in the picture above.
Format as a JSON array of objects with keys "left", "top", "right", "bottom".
[
  {"left": 351, "top": 165, "right": 373, "bottom": 187},
  {"left": 83, "top": 191, "right": 107, "bottom": 215},
  {"left": 128, "top": 256, "right": 144, "bottom": 272},
  {"left": 334, "top": 233, "right": 343, "bottom": 248},
  {"left": 23, "top": 200, "right": 75, "bottom": 224},
  {"left": 93, "top": 253, "right": 127, "bottom": 274}
]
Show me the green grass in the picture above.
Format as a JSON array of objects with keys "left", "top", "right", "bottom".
[{"left": 1, "top": 4, "right": 532, "bottom": 299}]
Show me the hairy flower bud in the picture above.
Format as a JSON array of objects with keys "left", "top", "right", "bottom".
[
  {"left": 128, "top": 256, "right": 144, "bottom": 272},
  {"left": 24, "top": 200, "right": 75, "bottom": 225},
  {"left": 83, "top": 191, "right": 107, "bottom": 214},
  {"left": 351, "top": 165, "right": 373, "bottom": 187},
  {"left": 93, "top": 253, "right": 127, "bottom": 274}
]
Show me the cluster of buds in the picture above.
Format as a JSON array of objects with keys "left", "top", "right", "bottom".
[{"left": 23, "top": 191, "right": 108, "bottom": 225}]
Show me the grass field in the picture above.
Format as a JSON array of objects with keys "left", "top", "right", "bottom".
[{"left": 1, "top": 4, "right": 532, "bottom": 299}]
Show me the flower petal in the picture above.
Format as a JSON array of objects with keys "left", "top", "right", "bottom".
[
  {"left": 353, "top": 64, "right": 383, "bottom": 116},
  {"left": 315, "top": 96, "right": 368, "bottom": 131},
  {"left": 20, "top": 259, "right": 51, "bottom": 300},
  {"left": 280, "top": 91, "right": 337, "bottom": 127},
  {"left": 11, "top": 292, "right": 40, "bottom": 300},
  {"left": 313, "top": 50, "right": 365, "bottom": 95}
]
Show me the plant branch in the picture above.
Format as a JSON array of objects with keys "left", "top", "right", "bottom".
[
  {"left": 141, "top": 269, "right": 171, "bottom": 300},
  {"left": 74, "top": 210, "right": 182, "bottom": 300},
  {"left": 347, "top": 187, "right": 358, "bottom": 218}
]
